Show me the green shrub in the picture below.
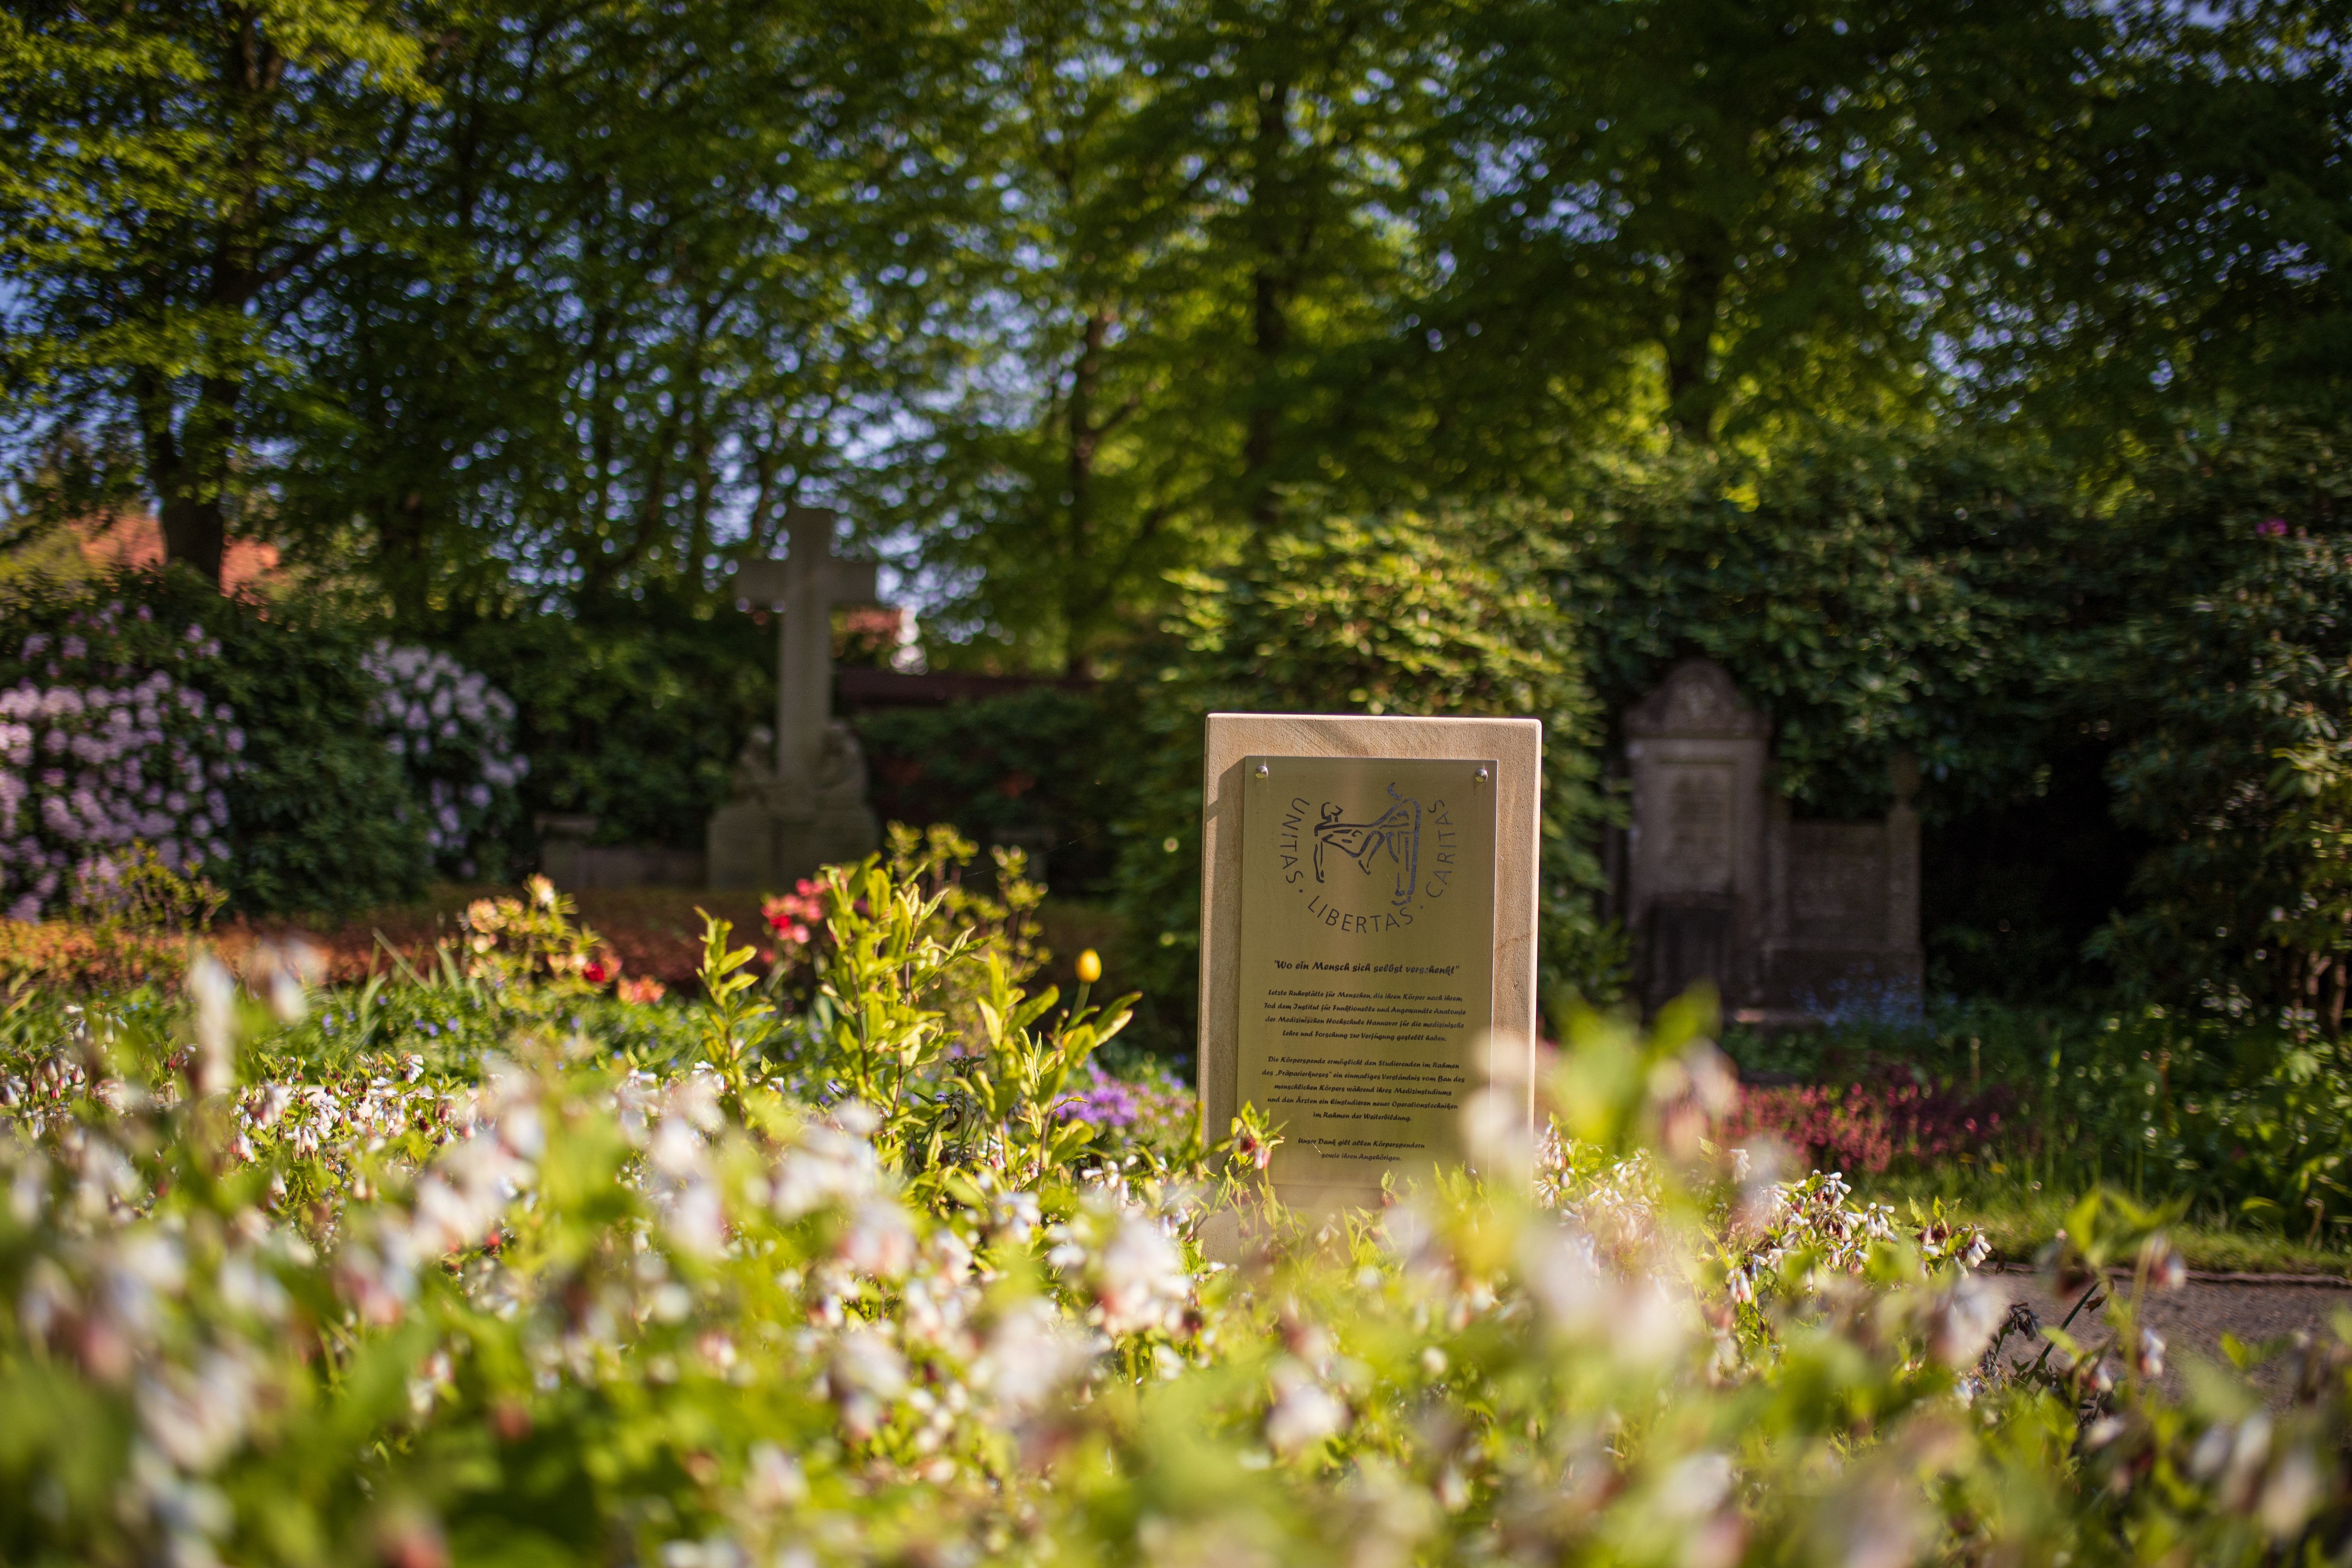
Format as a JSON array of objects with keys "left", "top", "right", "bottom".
[
  {"left": 1728, "top": 996, "right": 2352, "bottom": 1242},
  {"left": 437, "top": 591, "right": 773, "bottom": 854},
  {"left": 1, "top": 568, "right": 427, "bottom": 916},
  {"left": 1568, "top": 434, "right": 2060, "bottom": 817},
  {"left": 1112, "top": 501, "right": 1619, "bottom": 1034},
  {"left": 1571, "top": 423, "right": 2352, "bottom": 1018},
  {"left": 2067, "top": 421, "right": 2352, "bottom": 1017},
  {"left": 1561, "top": 435, "right": 2129, "bottom": 1002},
  {"left": 850, "top": 685, "right": 1144, "bottom": 897}
]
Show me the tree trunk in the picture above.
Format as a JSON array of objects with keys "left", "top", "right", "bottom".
[
  {"left": 1062, "top": 310, "right": 1111, "bottom": 679},
  {"left": 377, "top": 489, "right": 434, "bottom": 623},
  {"left": 1242, "top": 79, "right": 1294, "bottom": 531},
  {"left": 158, "top": 493, "right": 229, "bottom": 585},
  {"left": 1662, "top": 236, "right": 1727, "bottom": 443},
  {"left": 136, "top": 367, "right": 237, "bottom": 587},
  {"left": 139, "top": 11, "right": 278, "bottom": 590}
]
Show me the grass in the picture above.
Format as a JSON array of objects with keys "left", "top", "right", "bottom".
[{"left": 1860, "top": 1169, "right": 2352, "bottom": 1277}]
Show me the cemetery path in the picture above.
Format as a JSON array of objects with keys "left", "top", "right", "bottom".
[{"left": 1989, "top": 1268, "right": 2352, "bottom": 1408}]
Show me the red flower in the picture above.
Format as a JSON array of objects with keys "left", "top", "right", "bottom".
[
  {"left": 582, "top": 957, "right": 615, "bottom": 985},
  {"left": 762, "top": 885, "right": 826, "bottom": 940}
]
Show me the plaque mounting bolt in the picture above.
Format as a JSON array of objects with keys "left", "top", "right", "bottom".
[
  {"left": 1255, "top": 762, "right": 1270, "bottom": 778},
  {"left": 1475, "top": 766, "right": 1490, "bottom": 783}
]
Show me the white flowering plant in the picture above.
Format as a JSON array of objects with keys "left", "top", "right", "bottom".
[
  {"left": 360, "top": 641, "right": 529, "bottom": 878},
  {"left": 1, "top": 853, "right": 2350, "bottom": 1567},
  {"left": 0, "top": 597, "right": 246, "bottom": 922}
]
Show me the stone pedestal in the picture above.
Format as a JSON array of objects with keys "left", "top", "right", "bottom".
[
  {"left": 1196, "top": 713, "right": 1544, "bottom": 1213},
  {"left": 705, "top": 720, "right": 879, "bottom": 889},
  {"left": 706, "top": 799, "right": 779, "bottom": 890}
]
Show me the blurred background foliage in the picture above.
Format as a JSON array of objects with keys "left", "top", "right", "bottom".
[
  {"left": 1103, "top": 501, "right": 1616, "bottom": 1043},
  {"left": 5, "top": 0, "right": 2352, "bottom": 1025}
]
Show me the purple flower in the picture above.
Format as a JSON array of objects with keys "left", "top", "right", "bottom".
[
  {"left": 1055, "top": 1066, "right": 1142, "bottom": 1129},
  {"left": 2260, "top": 517, "right": 2290, "bottom": 537}
]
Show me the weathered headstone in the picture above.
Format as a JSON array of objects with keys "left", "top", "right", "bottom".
[
  {"left": 1623, "top": 660, "right": 1772, "bottom": 1011},
  {"left": 1621, "top": 659, "right": 1922, "bottom": 1021},
  {"left": 1198, "top": 713, "right": 1542, "bottom": 1211},
  {"left": 706, "top": 508, "right": 882, "bottom": 888}
]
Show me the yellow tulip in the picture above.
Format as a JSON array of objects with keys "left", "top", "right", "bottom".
[{"left": 1075, "top": 948, "right": 1103, "bottom": 984}]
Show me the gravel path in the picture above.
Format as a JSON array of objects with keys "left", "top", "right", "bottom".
[{"left": 1989, "top": 1270, "right": 2352, "bottom": 1407}]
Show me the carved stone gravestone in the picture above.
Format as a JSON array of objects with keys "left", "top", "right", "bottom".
[
  {"left": 1623, "top": 661, "right": 1772, "bottom": 1012},
  {"left": 1198, "top": 713, "right": 1542, "bottom": 1212},
  {"left": 1622, "top": 659, "right": 1922, "bottom": 1021},
  {"left": 706, "top": 508, "right": 882, "bottom": 888}
]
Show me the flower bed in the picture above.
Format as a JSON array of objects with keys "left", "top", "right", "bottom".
[
  {"left": 2, "top": 854, "right": 2348, "bottom": 1565},
  {"left": 1728, "top": 1077, "right": 2019, "bottom": 1174}
]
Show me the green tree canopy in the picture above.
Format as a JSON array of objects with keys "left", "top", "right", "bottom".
[{"left": 0, "top": 0, "right": 444, "bottom": 581}]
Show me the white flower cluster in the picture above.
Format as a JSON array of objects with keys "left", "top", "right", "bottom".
[
  {"left": 1532, "top": 1128, "right": 1992, "bottom": 1314},
  {"left": 11, "top": 991, "right": 2344, "bottom": 1568},
  {"left": 331, "top": 1060, "right": 542, "bottom": 1327},
  {"left": 8, "top": 1035, "right": 1203, "bottom": 1503},
  {"left": 0, "top": 608, "right": 245, "bottom": 921},
  {"left": 360, "top": 642, "right": 528, "bottom": 874}
]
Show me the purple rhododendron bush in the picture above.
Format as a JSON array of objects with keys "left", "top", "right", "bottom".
[
  {"left": 4, "top": 857, "right": 2351, "bottom": 1567},
  {"left": 0, "top": 575, "right": 532, "bottom": 923}
]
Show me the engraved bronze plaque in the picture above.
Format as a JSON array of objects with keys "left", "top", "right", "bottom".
[{"left": 1235, "top": 755, "right": 1498, "bottom": 1190}]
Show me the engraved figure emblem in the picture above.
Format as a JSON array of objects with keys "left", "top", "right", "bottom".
[{"left": 1311, "top": 785, "right": 1422, "bottom": 906}]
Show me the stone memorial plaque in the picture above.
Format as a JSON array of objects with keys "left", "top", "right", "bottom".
[
  {"left": 1236, "top": 756, "right": 1498, "bottom": 1188},
  {"left": 1197, "top": 713, "right": 1542, "bottom": 1212}
]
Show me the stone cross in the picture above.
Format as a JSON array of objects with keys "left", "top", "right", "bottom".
[{"left": 731, "top": 507, "right": 878, "bottom": 791}]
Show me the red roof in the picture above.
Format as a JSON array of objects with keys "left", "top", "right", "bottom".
[{"left": 76, "top": 514, "right": 281, "bottom": 597}]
